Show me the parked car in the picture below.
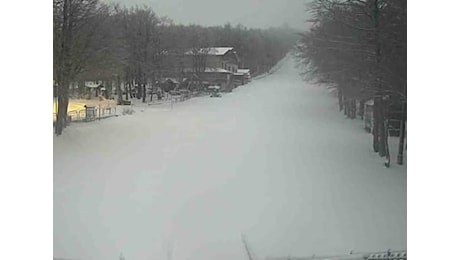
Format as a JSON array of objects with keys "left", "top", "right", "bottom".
[{"left": 208, "top": 86, "right": 221, "bottom": 98}]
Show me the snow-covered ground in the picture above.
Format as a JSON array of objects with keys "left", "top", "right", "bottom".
[{"left": 54, "top": 55, "right": 406, "bottom": 260}]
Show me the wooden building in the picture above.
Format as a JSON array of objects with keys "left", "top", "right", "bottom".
[{"left": 163, "top": 47, "right": 249, "bottom": 92}]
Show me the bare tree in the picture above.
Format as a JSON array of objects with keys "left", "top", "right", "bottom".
[
  {"left": 120, "top": 5, "right": 160, "bottom": 103},
  {"left": 53, "top": 0, "right": 109, "bottom": 135},
  {"left": 297, "top": 0, "right": 406, "bottom": 166}
]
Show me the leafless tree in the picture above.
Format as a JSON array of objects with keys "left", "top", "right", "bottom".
[
  {"left": 53, "top": 0, "right": 110, "bottom": 135},
  {"left": 297, "top": 0, "right": 406, "bottom": 166}
]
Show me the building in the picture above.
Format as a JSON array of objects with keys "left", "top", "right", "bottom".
[
  {"left": 183, "top": 47, "right": 240, "bottom": 73},
  {"left": 234, "top": 68, "right": 251, "bottom": 85},
  {"left": 164, "top": 47, "right": 249, "bottom": 92}
]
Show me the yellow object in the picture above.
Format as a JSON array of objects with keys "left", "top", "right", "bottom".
[{"left": 52, "top": 98, "right": 116, "bottom": 114}]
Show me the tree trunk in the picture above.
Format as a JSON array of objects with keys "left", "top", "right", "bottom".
[
  {"left": 344, "top": 96, "right": 348, "bottom": 116},
  {"left": 55, "top": 0, "right": 72, "bottom": 136},
  {"left": 137, "top": 84, "right": 141, "bottom": 99},
  {"left": 350, "top": 99, "right": 356, "bottom": 119},
  {"left": 359, "top": 99, "right": 365, "bottom": 120},
  {"left": 384, "top": 119, "right": 391, "bottom": 167},
  {"left": 55, "top": 80, "right": 70, "bottom": 135},
  {"left": 350, "top": 100, "right": 353, "bottom": 118},
  {"left": 346, "top": 98, "right": 353, "bottom": 118},
  {"left": 116, "top": 75, "right": 123, "bottom": 105},
  {"left": 346, "top": 99, "right": 351, "bottom": 118},
  {"left": 397, "top": 101, "right": 406, "bottom": 165},
  {"left": 338, "top": 88, "right": 344, "bottom": 111},
  {"left": 106, "top": 80, "right": 112, "bottom": 99},
  {"left": 150, "top": 76, "right": 155, "bottom": 102},
  {"left": 129, "top": 84, "right": 133, "bottom": 99},
  {"left": 142, "top": 84, "right": 146, "bottom": 103},
  {"left": 353, "top": 99, "right": 357, "bottom": 119},
  {"left": 378, "top": 98, "right": 387, "bottom": 157},
  {"left": 372, "top": 96, "right": 380, "bottom": 153},
  {"left": 372, "top": 0, "right": 383, "bottom": 154},
  {"left": 355, "top": 99, "right": 358, "bottom": 119}
]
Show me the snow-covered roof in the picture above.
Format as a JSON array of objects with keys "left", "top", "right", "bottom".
[
  {"left": 85, "top": 82, "right": 101, "bottom": 88},
  {"left": 185, "top": 47, "right": 234, "bottom": 56},
  {"left": 237, "top": 69, "right": 250, "bottom": 74},
  {"left": 183, "top": 67, "right": 233, "bottom": 73},
  {"left": 161, "top": 77, "right": 179, "bottom": 84},
  {"left": 209, "top": 47, "right": 233, "bottom": 55},
  {"left": 205, "top": 67, "right": 233, "bottom": 73}
]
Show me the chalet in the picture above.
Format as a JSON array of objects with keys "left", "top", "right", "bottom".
[
  {"left": 162, "top": 47, "right": 248, "bottom": 92},
  {"left": 183, "top": 47, "right": 240, "bottom": 73},
  {"left": 181, "top": 47, "right": 241, "bottom": 91}
]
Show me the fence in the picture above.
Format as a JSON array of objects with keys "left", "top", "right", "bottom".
[
  {"left": 53, "top": 105, "right": 117, "bottom": 123},
  {"left": 366, "top": 251, "right": 406, "bottom": 260},
  {"left": 267, "top": 250, "right": 406, "bottom": 260}
]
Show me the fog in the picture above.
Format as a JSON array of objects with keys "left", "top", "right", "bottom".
[{"left": 105, "top": 0, "right": 311, "bottom": 30}]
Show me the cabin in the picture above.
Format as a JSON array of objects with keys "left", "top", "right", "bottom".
[{"left": 159, "top": 77, "right": 179, "bottom": 92}]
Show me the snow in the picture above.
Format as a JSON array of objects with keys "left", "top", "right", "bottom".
[
  {"left": 85, "top": 82, "right": 101, "bottom": 88},
  {"left": 54, "top": 55, "right": 406, "bottom": 260},
  {"left": 204, "top": 67, "right": 232, "bottom": 73},
  {"left": 182, "top": 67, "right": 233, "bottom": 73},
  {"left": 185, "top": 47, "right": 234, "bottom": 56},
  {"left": 208, "top": 47, "right": 233, "bottom": 56}
]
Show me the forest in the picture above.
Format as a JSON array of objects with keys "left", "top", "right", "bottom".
[
  {"left": 295, "top": 0, "right": 406, "bottom": 166},
  {"left": 53, "top": 0, "right": 299, "bottom": 135}
]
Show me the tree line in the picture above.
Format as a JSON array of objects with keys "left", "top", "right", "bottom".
[
  {"left": 295, "top": 0, "right": 406, "bottom": 166},
  {"left": 53, "top": 0, "right": 298, "bottom": 135}
]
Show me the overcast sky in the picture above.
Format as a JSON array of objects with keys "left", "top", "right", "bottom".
[{"left": 105, "top": 0, "right": 312, "bottom": 30}]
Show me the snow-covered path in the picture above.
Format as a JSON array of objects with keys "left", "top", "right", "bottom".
[{"left": 54, "top": 55, "right": 406, "bottom": 260}]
